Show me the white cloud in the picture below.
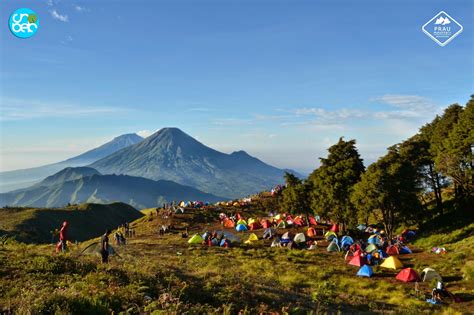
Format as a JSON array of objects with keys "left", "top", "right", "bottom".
[
  {"left": 0, "top": 98, "right": 128, "bottom": 121},
  {"left": 74, "top": 5, "right": 89, "bottom": 12},
  {"left": 50, "top": 10, "right": 69, "bottom": 22}
]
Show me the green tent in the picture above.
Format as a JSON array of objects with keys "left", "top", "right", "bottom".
[
  {"left": 188, "top": 234, "right": 204, "bottom": 244},
  {"left": 327, "top": 240, "right": 340, "bottom": 252},
  {"left": 365, "top": 243, "right": 378, "bottom": 253},
  {"left": 276, "top": 221, "right": 287, "bottom": 229}
]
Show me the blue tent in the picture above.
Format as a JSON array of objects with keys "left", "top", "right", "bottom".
[
  {"left": 400, "top": 246, "right": 412, "bottom": 254},
  {"left": 357, "top": 265, "right": 374, "bottom": 278},
  {"left": 235, "top": 224, "right": 248, "bottom": 232},
  {"left": 368, "top": 236, "right": 381, "bottom": 245},
  {"left": 378, "top": 250, "right": 389, "bottom": 258},
  {"left": 340, "top": 236, "right": 354, "bottom": 248}
]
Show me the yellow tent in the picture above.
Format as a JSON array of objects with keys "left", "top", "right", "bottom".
[
  {"left": 237, "top": 219, "right": 247, "bottom": 226},
  {"left": 324, "top": 231, "right": 337, "bottom": 240},
  {"left": 244, "top": 233, "right": 259, "bottom": 244},
  {"left": 248, "top": 218, "right": 256, "bottom": 225},
  {"left": 179, "top": 201, "right": 186, "bottom": 207},
  {"left": 274, "top": 214, "right": 282, "bottom": 220},
  {"left": 188, "top": 234, "right": 204, "bottom": 244},
  {"left": 380, "top": 256, "right": 403, "bottom": 269},
  {"left": 233, "top": 202, "right": 240, "bottom": 207}
]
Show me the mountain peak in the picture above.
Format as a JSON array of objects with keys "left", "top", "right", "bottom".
[
  {"left": 113, "top": 133, "right": 143, "bottom": 141},
  {"left": 38, "top": 167, "right": 100, "bottom": 187}
]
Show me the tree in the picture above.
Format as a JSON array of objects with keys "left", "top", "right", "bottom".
[
  {"left": 308, "top": 138, "right": 364, "bottom": 231},
  {"left": 436, "top": 96, "right": 474, "bottom": 198},
  {"left": 351, "top": 147, "right": 422, "bottom": 239},
  {"left": 280, "top": 172, "right": 309, "bottom": 216}
]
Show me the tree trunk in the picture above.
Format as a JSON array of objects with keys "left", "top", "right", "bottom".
[{"left": 430, "top": 164, "right": 443, "bottom": 215}]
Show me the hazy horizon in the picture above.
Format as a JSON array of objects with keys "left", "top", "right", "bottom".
[{"left": 1, "top": 0, "right": 472, "bottom": 173}]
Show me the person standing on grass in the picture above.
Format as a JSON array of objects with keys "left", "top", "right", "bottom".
[
  {"left": 101, "top": 230, "right": 111, "bottom": 263},
  {"left": 57, "top": 221, "right": 68, "bottom": 252}
]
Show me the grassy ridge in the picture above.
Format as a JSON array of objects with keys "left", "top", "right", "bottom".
[{"left": 0, "top": 205, "right": 473, "bottom": 314}]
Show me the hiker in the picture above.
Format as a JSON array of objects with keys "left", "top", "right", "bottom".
[
  {"left": 101, "top": 230, "right": 111, "bottom": 263},
  {"left": 57, "top": 221, "right": 68, "bottom": 253}
]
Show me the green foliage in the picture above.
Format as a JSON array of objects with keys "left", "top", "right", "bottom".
[
  {"left": 308, "top": 138, "right": 364, "bottom": 230},
  {"left": 280, "top": 173, "right": 309, "bottom": 215},
  {"left": 351, "top": 147, "right": 422, "bottom": 238}
]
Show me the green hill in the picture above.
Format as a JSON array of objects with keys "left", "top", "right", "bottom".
[
  {"left": 0, "top": 199, "right": 472, "bottom": 314},
  {"left": 0, "top": 202, "right": 143, "bottom": 243}
]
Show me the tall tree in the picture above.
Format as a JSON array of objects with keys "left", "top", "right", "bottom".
[
  {"left": 280, "top": 172, "right": 309, "bottom": 216},
  {"left": 436, "top": 96, "right": 474, "bottom": 198},
  {"left": 308, "top": 138, "right": 364, "bottom": 231},
  {"left": 351, "top": 147, "right": 422, "bottom": 238}
]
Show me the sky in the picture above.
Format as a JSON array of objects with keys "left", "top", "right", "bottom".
[{"left": 0, "top": 0, "right": 473, "bottom": 174}]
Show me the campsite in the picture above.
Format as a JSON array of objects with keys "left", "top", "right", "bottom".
[{"left": 0, "top": 191, "right": 473, "bottom": 314}]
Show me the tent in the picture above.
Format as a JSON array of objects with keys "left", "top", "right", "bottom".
[
  {"left": 324, "top": 231, "right": 337, "bottom": 241},
  {"left": 276, "top": 221, "right": 287, "bottom": 229},
  {"left": 247, "top": 218, "right": 256, "bottom": 225},
  {"left": 248, "top": 222, "right": 262, "bottom": 230},
  {"left": 236, "top": 219, "right": 247, "bottom": 226},
  {"left": 220, "top": 238, "right": 231, "bottom": 248},
  {"left": 271, "top": 238, "right": 281, "bottom": 247},
  {"left": 261, "top": 219, "right": 272, "bottom": 229},
  {"left": 235, "top": 224, "right": 248, "bottom": 232},
  {"left": 263, "top": 228, "right": 275, "bottom": 239},
  {"left": 307, "top": 227, "right": 317, "bottom": 237},
  {"left": 399, "top": 246, "right": 412, "bottom": 254},
  {"left": 286, "top": 215, "right": 294, "bottom": 225},
  {"left": 368, "top": 235, "right": 381, "bottom": 245},
  {"left": 340, "top": 236, "right": 354, "bottom": 248},
  {"left": 274, "top": 214, "right": 282, "bottom": 220},
  {"left": 188, "top": 234, "right": 204, "bottom": 244},
  {"left": 330, "top": 224, "right": 339, "bottom": 233},
  {"left": 357, "top": 265, "right": 374, "bottom": 277},
  {"left": 380, "top": 256, "right": 403, "bottom": 270},
  {"left": 365, "top": 243, "right": 378, "bottom": 253},
  {"left": 244, "top": 233, "right": 259, "bottom": 244},
  {"left": 233, "top": 202, "right": 240, "bottom": 207},
  {"left": 293, "top": 216, "right": 305, "bottom": 226},
  {"left": 348, "top": 254, "right": 366, "bottom": 267},
  {"left": 309, "top": 216, "right": 318, "bottom": 226},
  {"left": 294, "top": 233, "right": 306, "bottom": 243},
  {"left": 386, "top": 245, "right": 400, "bottom": 256},
  {"left": 224, "top": 219, "right": 235, "bottom": 228},
  {"left": 281, "top": 232, "right": 292, "bottom": 240},
  {"left": 396, "top": 268, "right": 420, "bottom": 282},
  {"left": 420, "top": 268, "right": 442, "bottom": 282},
  {"left": 327, "top": 240, "right": 341, "bottom": 252},
  {"left": 357, "top": 224, "right": 367, "bottom": 231}
]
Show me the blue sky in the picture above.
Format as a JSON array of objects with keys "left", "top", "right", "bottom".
[{"left": 1, "top": 0, "right": 472, "bottom": 173}]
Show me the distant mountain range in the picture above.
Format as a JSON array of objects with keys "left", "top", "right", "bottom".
[
  {"left": 90, "top": 128, "right": 292, "bottom": 198},
  {"left": 0, "top": 134, "right": 144, "bottom": 192},
  {"left": 1, "top": 127, "right": 294, "bottom": 203},
  {"left": 0, "top": 167, "right": 224, "bottom": 209}
]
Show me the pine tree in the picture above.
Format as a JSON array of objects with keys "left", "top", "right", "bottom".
[{"left": 308, "top": 138, "right": 364, "bottom": 231}]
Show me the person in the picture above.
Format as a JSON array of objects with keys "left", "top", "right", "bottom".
[
  {"left": 101, "top": 230, "right": 111, "bottom": 263},
  {"left": 415, "top": 281, "right": 420, "bottom": 297},
  {"left": 58, "top": 221, "right": 68, "bottom": 252}
]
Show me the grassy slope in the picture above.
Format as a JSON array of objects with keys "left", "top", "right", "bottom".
[
  {"left": 0, "top": 203, "right": 144, "bottom": 243},
  {"left": 0, "top": 201, "right": 473, "bottom": 314}
]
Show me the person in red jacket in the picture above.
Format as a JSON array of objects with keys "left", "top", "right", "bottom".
[{"left": 58, "top": 221, "right": 68, "bottom": 252}]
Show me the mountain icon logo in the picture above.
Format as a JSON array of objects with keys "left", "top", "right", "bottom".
[
  {"left": 434, "top": 16, "right": 450, "bottom": 25},
  {"left": 422, "top": 11, "right": 463, "bottom": 46}
]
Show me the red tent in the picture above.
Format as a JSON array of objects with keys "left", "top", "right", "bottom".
[
  {"left": 348, "top": 254, "right": 366, "bottom": 267},
  {"left": 248, "top": 222, "right": 262, "bottom": 231},
  {"left": 386, "top": 245, "right": 400, "bottom": 256},
  {"left": 309, "top": 216, "right": 318, "bottom": 226},
  {"left": 286, "top": 215, "right": 294, "bottom": 224},
  {"left": 396, "top": 268, "right": 420, "bottom": 282},
  {"left": 260, "top": 219, "right": 272, "bottom": 229},
  {"left": 330, "top": 224, "right": 339, "bottom": 233},
  {"left": 293, "top": 216, "right": 304, "bottom": 226},
  {"left": 236, "top": 213, "right": 242, "bottom": 220}
]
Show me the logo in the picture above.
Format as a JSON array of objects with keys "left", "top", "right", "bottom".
[
  {"left": 422, "top": 11, "right": 462, "bottom": 46},
  {"left": 9, "top": 8, "right": 39, "bottom": 39}
]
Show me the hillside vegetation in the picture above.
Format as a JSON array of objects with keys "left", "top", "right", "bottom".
[
  {"left": 0, "top": 203, "right": 143, "bottom": 243},
  {"left": 0, "top": 202, "right": 472, "bottom": 314}
]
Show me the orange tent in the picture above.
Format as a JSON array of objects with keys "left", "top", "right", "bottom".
[
  {"left": 224, "top": 219, "right": 235, "bottom": 228},
  {"left": 260, "top": 219, "right": 272, "bottom": 229},
  {"left": 307, "top": 227, "right": 317, "bottom": 237},
  {"left": 330, "top": 224, "right": 339, "bottom": 233},
  {"left": 309, "top": 216, "right": 318, "bottom": 226}
]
